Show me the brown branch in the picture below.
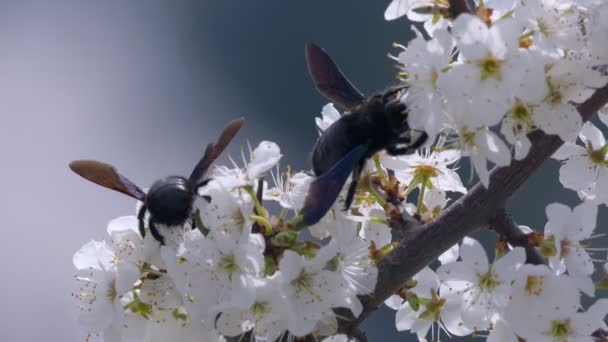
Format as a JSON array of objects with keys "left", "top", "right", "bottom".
[
  {"left": 338, "top": 84, "right": 608, "bottom": 335},
  {"left": 489, "top": 208, "right": 546, "bottom": 265}
]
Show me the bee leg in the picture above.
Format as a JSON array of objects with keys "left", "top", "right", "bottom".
[
  {"left": 148, "top": 218, "right": 165, "bottom": 245},
  {"left": 386, "top": 144, "right": 415, "bottom": 156},
  {"left": 196, "top": 178, "right": 213, "bottom": 190},
  {"left": 410, "top": 132, "right": 429, "bottom": 149},
  {"left": 387, "top": 133, "right": 429, "bottom": 155},
  {"left": 190, "top": 211, "right": 198, "bottom": 231},
  {"left": 137, "top": 205, "right": 147, "bottom": 238},
  {"left": 344, "top": 159, "right": 365, "bottom": 211}
]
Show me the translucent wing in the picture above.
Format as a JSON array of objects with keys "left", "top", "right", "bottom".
[
  {"left": 305, "top": 43, "right": 365, "bottom": 111},
  {"left": 189, "top": 117, "right": 244, "bottom": 184},
  {"left": 69, "top": 160, "right": 146, "bottom": 200},
  {"left": 302, "top": 145, "right": 367, "bottom": 226}
]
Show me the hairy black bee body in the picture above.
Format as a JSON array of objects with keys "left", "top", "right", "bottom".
[
  {"left": 146, "top": 176, "right": 195, "bottom": 226},
  {"left": 312, "top": 92, "right": 410, "bottom": 176},
  {"left": 69, "top": 118, "right": 244, "bottom": 245},
  {"left": 301, "top": 43, "right": 428, "bottom": 226}
]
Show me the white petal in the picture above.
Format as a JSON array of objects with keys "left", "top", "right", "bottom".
[
  {"left": 460, "top": 237, "right": 489, "bottom": 274},
  {"left": 73, "top": 240, "right": 114, "bottom": 270},
  {"left": 384, "top": 0, "right": 409, "bottom": 20},
  {"left": 395, "top": 304, "right": 420, "bottom": 331},
  {"left": 114, "top": 263, "right": 140, "bottom": 295},
  {"left": 437, "top": 262, "right": 476, "bottom": 283},
  {"left": 514, "top": 134, "right": 532, "bottom": 161},
  {"left": 488, "top": 320, "right": 518, "bottom": 342},
  {"left": 559, "top": 155, "right": 596, "bottom": 191},
  {"left": 470, "top": 151, "right": 490, "bottom": 187},
  {"left": 579, "top": 122, "right": 606, "bottom": 148},
  {"left": 572, "top": 201, "right": 598, "bottom": 240},
  {"left": 441, "top": 297, "right": 473, "bottom": 336},
  {"left": 545, "top": 202, "right": 572, "bottom": 230},
  {"left": 248, "top": 141, "right": 282, "bottom": 179},
  {"left": 438, "top": 243, "right": 459, "bottom": 264},
  {"left": 385, "top": 294, "right": 405, "bottom": 310},
  {"left": 493, "top": 247, "right": 526, "bottom": 277},
  {"left": 452, "top": 14, "right": 490, "bottom": 61},
  {"left": 476, "top": 131, "right": 511, "bottom": 167},
  {"left": 552, "top": 142, "right": 586, "bottom": 161}
]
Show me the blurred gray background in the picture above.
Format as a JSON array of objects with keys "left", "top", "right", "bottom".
[{"left": 0, "top": 1, "right": 605, "bottom": 341}]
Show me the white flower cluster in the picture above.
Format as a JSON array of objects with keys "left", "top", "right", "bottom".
[
  {"left": 386, "top": 0, "right": 608, "bottom": 186},
  {"left": 71, "top": 0, "right": 608, "bottom": 341},
  {"left": 72, "top": 142, "right": 381, "bottom": 341},
  {"left": 377, "top": 0, "right": 608, "bottom": 340}
]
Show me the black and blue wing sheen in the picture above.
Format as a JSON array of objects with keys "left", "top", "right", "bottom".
[
  {"left": 302, "top": 145, "right": 367, "bottom": 226},
  {"left": 312, "top": 114, "right": 369, "bottom": 176},
  {"left": 305, "top": 43, "right": 365, "bottom": 111}
]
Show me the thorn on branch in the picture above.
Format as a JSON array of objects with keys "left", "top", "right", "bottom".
[{"left": 489, "top": 208, "right": 547, "bottom": 265}]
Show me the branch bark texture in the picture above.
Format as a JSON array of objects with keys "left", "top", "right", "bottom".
[{"left": 340, "top": 83, "right": 608, "bottom": 335}]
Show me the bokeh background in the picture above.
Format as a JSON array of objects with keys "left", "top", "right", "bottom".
[{"left": 0, "top": 1, "right": 605, "bottom": 341}]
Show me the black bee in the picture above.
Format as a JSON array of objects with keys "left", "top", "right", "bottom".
[
  {"left": 301, "top": 43, "right": 427, "bottom": 226},
  {"left": 69, "top": 118, "right": 243, "bottom": 244}
]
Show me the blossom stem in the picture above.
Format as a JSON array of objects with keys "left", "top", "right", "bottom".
[
  {"left": 250, "top": 215, "right": 272, "bottom": 235},
  {"left": 366, "top": 179, "right": 387, "bottom": 207},
  {"left": 416, "top": 181, "right": 427, "bottom": 215},
  {"left": 243, "top": 185, "right": 267, "bottom": 219},
  {"left": 373, "top": 154, "right": 388, "bottom": 186}
]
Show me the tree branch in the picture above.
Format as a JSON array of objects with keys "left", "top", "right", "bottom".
[
  {"left": 339, "top": 84, "right": 608, "bottom": 335},
  {"left": 489, "top": 208, "right": 546, "bottom": 265}
]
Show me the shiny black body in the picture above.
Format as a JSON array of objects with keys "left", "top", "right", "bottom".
[
  {"left": 301, "top": 43, "right": 427, "bottom": 226},
  {"left": 311, "top": 90, "right": 427, "bottom": 211},
  {"left": 312, "top": 92, "right": 414, "bottom": 175},
  {"left": 69, "top": 118, "right": 243, "bottom": 245},
  {"left": 138, "top": 176, "right": 200, "bottom": 244}
]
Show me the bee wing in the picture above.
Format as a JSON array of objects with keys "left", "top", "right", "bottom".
[
  {"left": 69, "top": 160, "right": 146, "bottom": 201},
  {"left": 305, "top": 43, "right": 365, "bottom": 111},
  {"left": 302, "top": 145, "right": 367, "bottom": 226},
  {"left": 189, "top": 117, "right": 244, "bottom": 184}
]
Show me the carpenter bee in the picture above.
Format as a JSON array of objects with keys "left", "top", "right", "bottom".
[
  {"left": 69, "top": 118, "right": 243, "bottom": 244},
  {"left": 301, "top": 43, "right": 427, "bottom": 226}
]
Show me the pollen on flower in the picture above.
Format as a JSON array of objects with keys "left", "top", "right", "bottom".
[
  {"left": 479, "top": 53, "right": 502, "bottom": 81},
  {"left": 546, "top": 319, "right": 572, "bottom": 339},
  {"left": 477, "top": 270, "right": 500, "bottom": 291},
  {"left": 218, "top": 254, "right": 240, "bottom": 274},
  {"left": 525, "top": 275, "right": 545, "bottom": 297},
  {"left": 291, "top": 271, "right": 317, "bottom": 298}
]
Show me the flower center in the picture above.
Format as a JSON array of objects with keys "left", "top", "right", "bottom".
[
  {"left": 218, "top": 254, "right": 240, "bottom": 274},
  {"left": 106, "top": 279, "right": 117, "bottom": 302},
  {"left": 546, "top": 78, "right": 562, "bottom": 105},
  {"left": 419, "top": 288, "right": 446, "bottom": 321},
  {"left": 586, "top": 142, "right": 608, "bottom": 166},
  {"left": 545, "top": 319, "right": 572, "bottom": 341},
  {"left": 524, "top": 275, "right": 545, "bottom": 297},
  {"left": 477, "top": 269, "right": 500, "bottom": 291},
  {"left": 251, "top": 300, "right": 270, "bottom": 319},
  {"left": 537, "top": 18, "right": 550, "bottom": 37},
  {"left": 479, "top": 54, "right": 502, "bottom": 80},
  {"left": 414, "top": 165, "right": 439, "bottom": 179},
  {"left": 460, "top": 129, "right": 476, "bottom": 148},
  {"left": 291, "top": 270, "right": 321, "bottom": 300}
]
